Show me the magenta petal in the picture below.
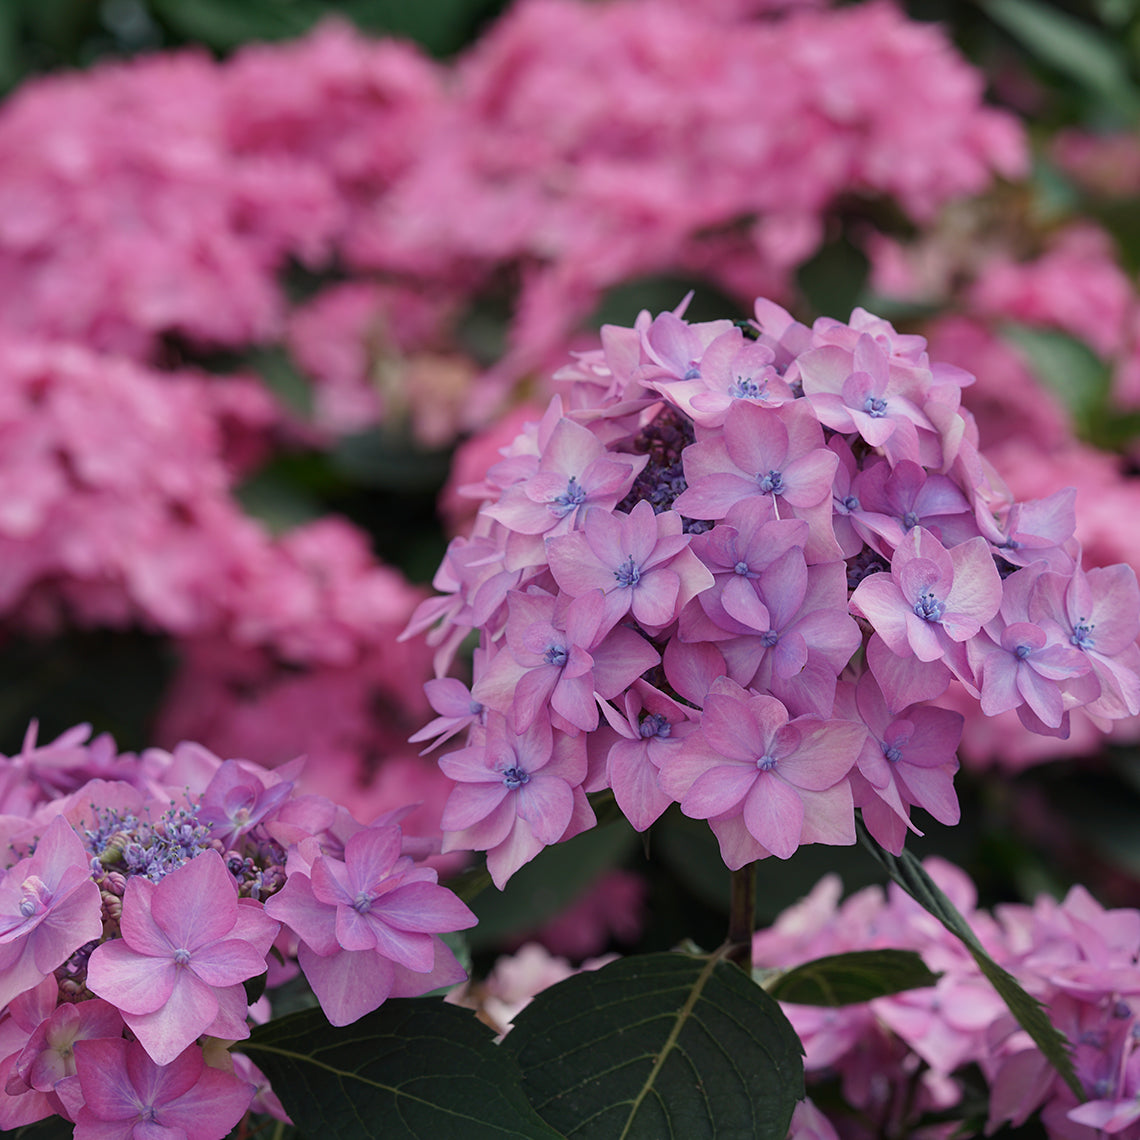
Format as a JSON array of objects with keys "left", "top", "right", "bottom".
[
  {"left": 151, "top": 1062, "right": 254, "bottom": 1139},
  {"left": 344, "top": 826, "right": 402, "bottom": 895},
  {"left": 32, "top": 880, "right": 103, "bottom": 973},
  {"left": 609, "top": 740, "right": 673, "bottom": 832},
  {"left": 389, "top": 936, "right": 468, "bottom": 998},
  {"left": 743, "top": 775, "right": 804, "bottom": 859},
  {"left": 123, "top": 970, "right": 218, "bottom": 1066},
  {"left": 150, "top": 852, "right": 237, "bottom": 951},
  {"left": 335, "top": 906, "right": 378, "bottom": 953},
  {"left": 187, "top": 938, "right": 271, "bottom": 988},
  {"left": 73, "top": 1038, "right": 138, "bottom": 1122},
  {"left": 309, "top": 856, "right": 355, "bottom": 909},
  {"left": 708, "top": 814, "right": 771, "bottom": 870},
  {"left": 201, "top": 983, "right": 256, "bottom": 1043},
  {"left": 263, "top": 874, "right": 338, "bottom": 956},
  {"left": 365, "top": 922, "right": 436, "bottom": 973},
  {"left": 630, "top": 570, "right": 681, "bottom": 628},
  {"left": 485, "top": 816, "right": 548, "bottom": 889},
  {"left": 721, "top": 576, "right": 771, "bottom": 632},
  {"left": 371, "top": 881, "right": 476, "bottom": 934},
  {"left": 850, "top": 574, "right": 908, "bottom": 653},
  {"left": 681, "top": 764, "right": 757, "bottom": 820},
  {"left": 781, "top": 449, "right": 838, "bottom": 508},
  {"left": 514, "top": 777, "right": 575, "bottom": 846},
  {"left": 299, "top": 943, "right": 394, "bottom": 1027},
  {"left": 117, "top": 877, "right": 168, "bottom": 957},
  {"left": 440, "top": 781, "right": 510, "bottom": 832},
  {"left": 87, "top": 939, "right": 176, "bottom": 1015}
]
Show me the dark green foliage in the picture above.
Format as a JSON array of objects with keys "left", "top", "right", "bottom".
[{"left": 501, "top": 951, "right": 805, "bottom": 1140}]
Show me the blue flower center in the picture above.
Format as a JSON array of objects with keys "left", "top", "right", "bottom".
[
  {"left": 733, "top": 560, "right": 750, "bottom": 576},
  {"left": 173, "top": 947, "right": 192, "bottom": 966},
  {"left": 683, "top": 364, "right": 702, "bottom": 380},
  {"left": 1070, "top": 620, "right": 1095, "bottom": 650},
  {"left": 760, "top": 629, "right": 779, "bottom": 647},
  {"left": 550, "top": 476, "right": 586, "bottom": 518},
  {"left": 544, "top": 644, "right": 568, "bottom": 667},
  {"left": 502, "top": 766, "right": 530, "bottom": 790},
  {"left": 1015, "top": 644, "right": 1032, "bottom": 660},
  {"left": 756, "top": 754, "right": 777, "bottom": 771},
  {"left": 352, "top": 893, "right": 373, "bottom": 915},
  {"left": 614, "top": 555, "right": 641, "bottom": 589},
  {"left": 639, "top": 713, "right": 672, "bottom": 739},
  {"left": 913, "top": 593, "right": 944, "bottom": 623},
  {"left": 729, "top": 376, "right": 764, "bottom": 399},
  {"left": 883, "top": 743, "right": 903, "bottom": 764},
  {"left": 842, "top": 495, "right": 860, "bottom": 512},
  {"left": 863, "top": 396, "right": 888, "bottom": 418},
  {"left": 757, "top": 469, "right": 784, "bottom": 495},
  {"left": 902, "top": 511, "right": 920, "bottom": 530}
]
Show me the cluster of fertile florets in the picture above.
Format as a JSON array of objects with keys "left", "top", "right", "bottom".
[
  {"left": 0, "top": 725, "right": 475, "bottom": 1137},
  {"left": 754, "top": 861, "right": 1140, "bottom": 1139},
  {"left": 408, "top": 298, "right": 1140, "bottom": 887}
]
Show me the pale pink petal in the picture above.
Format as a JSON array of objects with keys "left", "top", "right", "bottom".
[
  {"left": 123, "top": 970, "right": 219, "bottom": 1066},
  {"left": 150, "top": 852, "right": 237, "bottom": 951},
  {"left": 87, "top": 939, "right": 176, "bottom": 1015},
  {"left": 298, "top": 943, "right": 394, "bottom": 1027},
  {"left": 742, "top": 775, "right": 804, "bottom": 859}
]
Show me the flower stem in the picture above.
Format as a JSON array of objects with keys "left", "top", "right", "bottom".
[{"left": 726, "top": 860, "right": 756, "bottom": 970}]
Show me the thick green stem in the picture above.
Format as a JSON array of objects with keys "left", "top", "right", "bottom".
[{"left": 726, "top": 861, "right": 756, "bottom": 969}]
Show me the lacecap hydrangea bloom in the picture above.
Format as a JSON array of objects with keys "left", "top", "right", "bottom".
[
  {"left": 408, "top": 297, "right": 1140, "bottom": 884},
  {"left": 0, "top": 726, "right": 475, "bottom": 1136}
]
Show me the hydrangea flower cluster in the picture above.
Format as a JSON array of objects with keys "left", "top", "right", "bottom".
[
  {"left": 409, "top": 298, "right": 1140, "bottom": 884},
  {"left": 0, "top": 724, "right": 475, "bottom": 1136},
  {"left": 751, "top": 860, "right": 1140, "bottom": 1139}
]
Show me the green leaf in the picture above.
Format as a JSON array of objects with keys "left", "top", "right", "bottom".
[
  {"left": 765, "top": 949, "right": 940, "bottom": 1006},
  {"left": 998, "top": 323, "right": 1111, "bottom": 438},
  {"left": 330, "top": 428, "right": 453, "bottom": 491},
  {"left": 249, "top": 346, "right": 314, "bottom": 420},
  {"left": 147, "top": 0, "right": 321, "bottom": 49},
  {"left": 340, "top": 0, "right": 508, "bottom": 57},
  {"left": 467, "top": 818, "right": 638, "bottom": 951},
  {"left": 11, "top": 1119, "right": 75, "bottom": 1140},
  {"left": 238, "top": 999, "right": 565, "bottom": 1140},
  {"left": 244, "top": 970, "right": 268, "bottom": 1007},
  {"left": 982, "top": 0, "right": 1140, "bottom": 120},
  {"left": 796, "top": 235, "right": 869, "bottom": 324},
  {"left": 857, "top": 819, "right": 1084, "bottom": 1102},
  {"left": 501, "top": 950, "right": 804, "bottom": 1139}
]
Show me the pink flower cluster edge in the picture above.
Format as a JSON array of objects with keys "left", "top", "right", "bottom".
[
  {"left": 0, "top": 726, "right": 476, "bottom": 1138},
  {"left": 409, "top": 297, "right": 1140, "bottom": 885}
]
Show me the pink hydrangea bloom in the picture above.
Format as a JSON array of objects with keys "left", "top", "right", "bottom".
[
  {"left": 439, "top": 713, "right": 594, "bottom": 888},
  {"left": 70, "top": 1038, "right": 253, "bottom": 1140},
  {"left": 264, "top": 823, "right": 475, "bottom": 1025},
  {"left": 659, "top": 676, "right": 865, "bottom": 865},
  {"left": 0, "top": 815, "right": 102, "bottom": 1009},
  {"left": 86, "top": 849, "right": 279, "bottom": 1064}
]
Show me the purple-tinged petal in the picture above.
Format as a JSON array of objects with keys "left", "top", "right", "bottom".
[
  {"left": 185, "top": 938, "right": 271, "bottom": 988},
  {"left": 681, "top": 765, "right": 757, "bottom": 820},
  {"left": 514, "top": 777, "right": 575, "bottom": 846},
  {"left": 343, "top": 826, "right": 402, "bottom": 896},
  {"left": 743, "top": 776, "right": 804, "bottom": 860},
  {"left": 150, "top": 852, "right": 238, "bottom": 952},
  {"left": 86, "top": 938, "right": 176, "bottom": 1015},
  {"left": 299, "top": 942, "right": 394, "bottom": 1027},
  {"left": 370, "top": 881, "right": 475, "bottom": 934},
  {"left": 263, "top": 874, "right": 338, "bottom": 957},
  {"left": 122, "top": 969, "right": 219, "bottom": 1066}
]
